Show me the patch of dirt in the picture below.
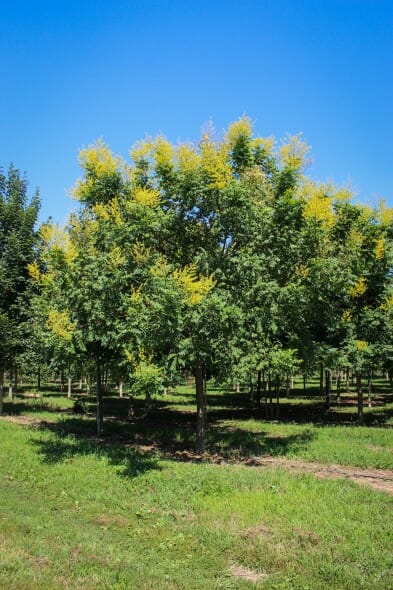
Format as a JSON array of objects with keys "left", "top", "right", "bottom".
[
  {"left": 295, "top": 528, "right": 321, "bottom": 546},
  {"left": 92, "top": 515, "right": 129, "bottom": 528},
  {"left": 244, "top": 457, "right": 393, "bottom": 495},
  {"left": 230, "top": 565, "right": 269, "bottom": 583},
  {"left": 243, "top": 524, "right": 274, "bottom": 539},
  {"left": 0, "top": 415, "right": 46, "bottom": 427}
]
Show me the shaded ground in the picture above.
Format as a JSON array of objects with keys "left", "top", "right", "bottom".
[{"left": 2, "top": 414, "right": 393, "bottom": 495}]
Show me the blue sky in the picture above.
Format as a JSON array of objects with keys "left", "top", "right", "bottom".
[{"left": 1, "top": 0, "right": 392, "bottom": 222}]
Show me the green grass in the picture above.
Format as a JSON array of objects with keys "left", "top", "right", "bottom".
[
  {"left": 0, "top": 420, "right": 392, "bottom": 589},
  {"left": 1, "top": 380, "right": 392, "bottom": 588}
]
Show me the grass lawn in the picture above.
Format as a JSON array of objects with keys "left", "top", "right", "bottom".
[{"left": 0, "top": 380, "right": 392, "bottom": 588}]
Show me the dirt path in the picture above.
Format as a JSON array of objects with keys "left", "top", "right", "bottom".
[{"left": 244, "top": 456, "right": 393, "bottom": 495}]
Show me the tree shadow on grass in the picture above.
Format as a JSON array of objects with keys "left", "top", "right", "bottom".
[
  {"left": 30, "top": 410, "right": 316, "bottom": 470},
  {"left": 32, "top": 423, "right": 160, "bottom": 478}
]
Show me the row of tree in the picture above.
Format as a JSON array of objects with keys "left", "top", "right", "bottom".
[{"left": 1, "top": 119, "right": 392, "bottom": 449}]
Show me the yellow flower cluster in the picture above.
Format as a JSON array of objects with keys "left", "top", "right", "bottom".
[
  {"left": 39, "top": 224, "right": 77, "bottom": 263},
  {"left": 280, "top": 134, "right": 310, "bottom": 170},
  {"left": 200, "top": 138, "right": 231, "bottom": 190},
  {"left": 226, "top": 117, "right": 252, "bottom": 147},
  {"left": 154, "top": 137, "right": 174, "bottom": 169},
  {"left": 378, "top": 199, "right": 393, "bottom": 225},
  {"left": 132, "top": 242, "right": 151, "bottom": 264},
  {"left": 341, "top": 309, "right": 352, "bottom": 322},
  {"left": 47, "top": 309, "right": 75, "bottom": 341},
  {"left": 130, "top": 139, "right": 153, "bottom": 162},
  {"left": 349, "top": 277, "right": 367, "bottom": 298},
  {"left": 133, "top": 187, "right": 161, "bottom": 208},
  {"left": 174, "top": 264, "right": 215, "bottom": 306},
  {"left": 79, "top": 141, "right": 119, "bottom": 177},
  {"left": 108, "top": 247, "right": 125, "bottom": 268},
  {"left": 93, "top": 199, "right": 122, "bottom": 223},
  {"left": 27, "top": 260, "right": 41, "bottom": 283},
  {"left": 176, "top": 144, "right": 200, "bottom": 175},
  {"left": 375, "top": 237, "right": 385, "bottom": 260},
  {"left": 303, "top": 192, "right": 334, "bottom": 226},
  {"left": 355, "top": 340, "right": 368, "bottom": 351}
]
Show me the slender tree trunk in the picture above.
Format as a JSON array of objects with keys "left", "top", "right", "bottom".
[
  {"left": 249, "top": 375, "right": 254, "bottom": 401},
  {"left": 285, "top": 375, "right": 290, "bottom": 398},
  {"left": 8, "top": 370, "right": 13, "bottom": 400},
  {"left": 268, "top": 373, "right": 273, "bottom": 419},
  {"left": 14, "top": 365, "right": 18, "bottom": 394},
  {"left": 336, "top": 370, "right": 341, "bottom": 402},
  {"left": 367, "top": 371, "right": 372, "bottom": 408},
  {"left": 119, "top": 381, "right": 124, "bottom": 398},
  {"left": 236, "top": 382, "right": 240, "bottom": 393},
  {"left": 325, "top": 369, "right": 331, "bottom": 410},
  {"left": 346, "top": 367, "right": 350, "bottom": 394},
  {"left": 256, "top": 370, "right": 262, "bottom": 409},
  {"left": 96, "top": 360, "right": 103, "bottom": 436},
  {"left": 275, "top": 381, "right": 280, "bottom": 418},
  {"left": 319, "top": 362, "right": 324, "bottom": 396},
  {"left": 356, "top": 372, "right": 364, "bottom": 425},
  {"left": 37, "top": 367, "right": 41, "bottom": 392},
  {"left": 79, "top": 377, "right": 82, "bottom": 390},
  {"left": 195, "top": 362, "right": 206, "bottom": 453},
  {"left": 67, "top": 375, "right": 72, "bottom": 399}
]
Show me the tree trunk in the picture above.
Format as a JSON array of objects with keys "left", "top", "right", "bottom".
[
  {"left": 67, "top": 375, "right": 72, "bottom": 399},
  {"left": 96, "top": 360, "right": 104, "bottom": 436},
  {"left": 195, "top": 362, "right": 206, "bottom": 453},
  {"left": 249, "top": 375, "right": 254, "bottom": 401},
  {"left": 119, "top": 381, "right": 123, "bottom": 398},
  {"left": 285, "top": 375, "right": 290, "bottom": 398},
  {"left": 8, "top": 372, "right": 13, "bottom": 400},
  {"left": 256, "top": 370, "right": 262, "bottom": 409},
  {"left": 275, "top": 380, "right": 280, "bottom": 418},
  {"left": 325, "top": 369, "right": 331, "bottom": 410},
  {"left": 367, "top": 371, "right": 372, "bottom": 408},
  {"left": 336, "top": 370, "right": 341, "bottom": 402},
  {"left": 356, "top": 372, "right": 364, "bottom": 425},
  {"left": 14, "top": 365, "right": 18, "bottom": 394},
  {"left": 319, "top": 362, "right": 324, "bottom": 396},
  {"left": 37, "top": 367, "right": 41, "bottom": 392},
  {"left": 345, "top": 367, "right": 350, "bottom": 394},
  {"left": 235, "top": 382, "right": 240, "bottom": 393}
]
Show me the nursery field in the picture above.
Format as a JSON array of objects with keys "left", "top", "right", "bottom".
[{"left": 0, "top": 381, "right": 392, "bottom": 589}]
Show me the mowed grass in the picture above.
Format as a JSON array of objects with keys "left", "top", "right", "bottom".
[
  {"left": 0, "top": 420, "right": 392, "bottom": 590},
  {"left": 1, "top": 380, "right": 392, "bottom": 588}
]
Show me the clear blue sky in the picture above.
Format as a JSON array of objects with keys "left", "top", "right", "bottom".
[{"left": 1, "top": 0, "right": 392, "bottom": 222}]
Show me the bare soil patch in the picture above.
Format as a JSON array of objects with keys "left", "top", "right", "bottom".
[
  {"left": 0, "top": 415, "right": 46, "bottom": 427},
  {"left": 229, "top": 564, "right": 269, "bottom": 583}
]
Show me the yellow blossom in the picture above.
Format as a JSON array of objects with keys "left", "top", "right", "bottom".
[
  {"left": 174, "top": 264, "right": 215, "bottom": 306},
  {"left": 280, "top": 134, "right": 311, "bottom": 170},
  {"left": 27, "top": 260, "right": 41, "bottom": 283},
  {"left": 47, "top": 309, "right": 75, "bottom": 341},
  {"left": 355, "top": 340, "right": 368, "bottom": 351},
  {"left": 375, "top": 238, "right": 385, "bottom": 260},
  {"left": 133, "top": 187, "right": 161, "bottom": 208},
  {"left": 177, "top": 144, "right": 200, "bottom": 175},
  {"left": 341, "top": 310, "right": 352, "bottom": 322},
  {"left": 226, "top": 117, "right": 252, "bottom": 147},
  {"left": 349, "top": 277, "right": 367, "bottom": 298},
  {"left": 154, "top": 137, "right": 174, "bottom": 169}
]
